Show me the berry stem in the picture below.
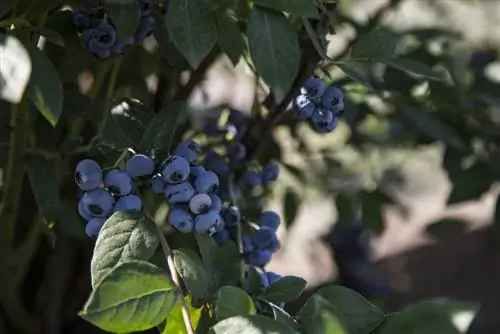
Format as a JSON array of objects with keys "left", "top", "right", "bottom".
[
  {"left": 155, "top": 225, "right": 195, "bottom": 334},
  {"left": 228, "top": 175, "right": 246, "bottom": 284},
  {"left": 97, "top": 56, "right": 123, "bottom": 137}
]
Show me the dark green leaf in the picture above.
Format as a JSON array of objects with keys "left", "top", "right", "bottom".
[
  {"left": 263, "top": 275, "right": 306, "bottom": 303},
  {"left": 382, "top": 57, "right": 443, "bottom": 82},
  {"left": 139, "top": 101, "right": 184, "bottom": 162},
  {"left": 338, "top": 63, "right": 374, "bottom": 91},
  {"left": 104, "top": 1, "right": 141, "bottom": 38},
  {"left": 63, "top": 90, "right": 101, "bottom": 123},
  {"left": 90, "top": 211, "right": 159, "bottom": 288},
  {"left": 15, "top": 0, "right": 61, "bottom": 20},
  {"left": 166, "top": 0, "right": 217, "bottom": 69},
  {"left": 55, "top": 200, "right": 86, "bottom": 239},
  {"left": 195, "top": 234, "right": 218, "bottom": 266},
  {"left": 214, "top": 286, "right": 256, "bottom": 321},
  {"left": 0, "top": 34, "right": 31, "bottom": 104},
  {"left": 0, "top": 0, "right": 16, "bottom": 16},
  {"left": 360, "top": 189, "right": 392, "bottom": 234},
  {"left": 161, "top": 295, "right": 204, "bottom": 333},
  {"left": 25, "top": 154, "right": 60, "bottom": 221},
  {"left": 24, "top": 41, "right": 63, "bottom": 127},
  {"left": 153, "top": 11, "right": 188, "bottom": 67},
  {"left": 352, "top": 28, "right": 399, "bottom": 59},
  {"left": 253, "top": 0, "right": 319, "bottom": 19},
  {"left": 266, "top": 301, "right": 300, "bottom": 330},
  {"left": 297, "top": 285, "right": 384, "bottom": 334},
  {"left": 79, "top": 260, "right": 178, "bottom": 333},
  {"left": 209, "top": 315, "right": 300, "bottom": 334},
  {"left": 377, "top": 299, "right": 479, "bottom": 334},
  {"left": 399, "top": 105, "right": 466, "bottom": 151},
  {"left": 36, "top": 27, "right": 64, "bottom": 47},
  {"left": 243, "top": 266, "right": 263, "bottom": 296},
  {"left": 283, "top": 188, "right": 299, "bottom": 227},
  {"left": 172, "top": 248, "right": 211, "bottom": 306},
  {"left": 200, "top": 0, "right": 236, "bottom": 11},
  {"left": 297, "top": 295, "right": 347, "bottom": 334},
  {"left": 216, "top": 13, "right": 244, "bottom": 66},
  {"left": 247, "top": 7, "right": 300, "bottom": 94}
]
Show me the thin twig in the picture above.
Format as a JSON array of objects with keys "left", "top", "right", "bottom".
[{"left": 228, "top": 175, "right": 246, "bottom": 284}]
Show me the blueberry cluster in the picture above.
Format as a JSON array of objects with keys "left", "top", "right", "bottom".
[
  {"left": 72, "top": 0, "right": 155, "bottom": 58},
  {"left": 75, "top": 153, "right": 155, "bottom": 237},
  {"left": 293, "top": 76, "right": 344, "bottom": 133}
]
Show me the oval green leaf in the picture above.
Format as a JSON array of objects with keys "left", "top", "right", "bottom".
[
  {"left": 382, "top": 57, "right": 443, "bottom": 82},
  {"left": 209, "top": 315, "right": 300, "bottom": 334},
  {"left": 104, "top": 1, "right": 141, "bottom": 38},
  {"left": 253, "top": 0, "right": 319, "bottom": 19},
  {"left": 90, "top": 211, "right": 159, "bottom": 288},
  {"left": 214, "top": 286, "right": 256, "bottom": 321},
  {"left": 263, "top": 275, "right": 306, "bottom": 303},
  {"left": 351, "top": 28, "right": 398, "bottom": 59},
  {"left": 172, "top": 248, "right": 211, "bottom": 306},
  {"left": 216, "top": 13, "right": 244, "bottom": 66},
  {"left": 166, "top": 0, "right": 217, "bottom": 69},
  {"left": 247, "top": 6, "right": 300, "bottom": 94},
  {"left": 79, "top": 260, "right": 178, "bottom": 333}
]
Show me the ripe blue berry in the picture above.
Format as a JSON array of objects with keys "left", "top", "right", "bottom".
[
  {"left": 259, "top": 211, "right": 281, "bottom": 231},
  {"left": 168, "top": 208, "right": 194, "bottom": 233},
  {"left": 293, "top": 94, "right": 315, "bottom": 120},
  {"left": 112, "top": 36, "right": 134, "bottom": 55},
  {"left": 213, "top": 229, "right": 230, "bottom": 245},
  {"left": 242, "top": 236, "right": 255, "bottom": 254},
  {"left": 114, "top": 194, "right": 142, "bottom": 212},
  {"left": 209, "top": 193, "right": 222, "bottom": 213},
  {"left": 81, "top": 188, "right": 115, "bottom": 218},
  {"left": 262, "top": 163, "right": 279, "bottom": 184},
  {"left": 150, "top": 174, "right": 166, "bottom": 194},
  {"left": 164, "top": 182, "right": 195, "bottom": 204},
  {"left": 75, "top": 159, "right": 103, "bottom": 191},
  {"left": 228, "top": 109, "right": 248, "bottom": 129},
  {"left": 227, "top": 141, "right": 246, "bottom": 161},
  {"left": 246, "top": 249, "right": 272, "bottom": 267},
  {"left": 85, "top": 218, "right": 106, "bottom": 238},
  {"left": 78, "top": 198, "right": 93, "bottom": 221},
  {"left": 265, "top": 271, "right": 282, "bottom": 285},
  {"left": 321, "top": 87, "right": 344, "bottom": 113},
  {"left": 250, "top": 227, "right": 280, "bottom": 253},
  {"left": 301, "top": 76, "right": 326, "bottom": 101},
  {"left": 104, "top": 169, "right": 133, "bottom": 196},
  {"left": 204, "top": 150, "right": 229, "bottom": 176},
  {"left": 194, "top": 211, "right": 221, "bottom": 235},
  {"left": 243, "top": 170, "right": 262, "bottom": 187},
  {"left": 161, "top": 156, "right": 190, "bottom": 184},
  {"left": 189, "top": 193, "right": 212, "bottom": 214},
  {"left": 311, "top": 108, "right": 338, "bottom": 133},
  {"left": 125, "top": 154, "right": 155, "bottom": 178},
  {"left": 194, "top": 170, "right": 219, "bottom": 193},
  {"left": 223, "top": 206, "right": 241, "bottom": 226},
  {"left": 174, "top": 140, "right": 200, "bottom": 163},
  {"left": 73, "top": 9, "right": 91, "bottom": 29},
  {"left": 190, "top": 165, "right": 206, "bottom": 178},
  {"left": 259, "top": 272, "right": 270, "bottom": 289}
]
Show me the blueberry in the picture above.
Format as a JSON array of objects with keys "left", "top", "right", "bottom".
[
  {"left": 223, "top": 206, "right": 241, "bottom": 226},
  {"left": 84, "top": 23, "right": 117, "bottom": 57},
  {"left": 203, "top": 118, "right": 223, "bottom": 137},
  {"left": 73, "top": 9, "right": 91, "bottom": 29},
  {"left": 85, "top": 218, "right": 106, "bottom": 238},
  {"left": 174, "top": 140, "right": 200, "bottom": 164},
  {"left": 78, "top": 197, "right": 93, "bottom": 221},
  {"left": 250, "top": 227, "right": 280, "bottom": 253},
  {"left": 209, "top": 193, "right": 222, "bottom": 213},
  {"left": 321, "top": 87, "right": 344, "bottom": 113},
  {"left": 168, "top": 208, "right": 194, "bottom": 233},
  {"left": 190, "top": 165, "right": 206, "bottom": 178},
  {"left": 194, "top": 170, "right": 219, "bottom": 193},
  {"left": 194, "top": 211, "right": 221, "bottom": 235},
  {"left": 300, "top": 76, "right": 326, "bottom": 101},
  {"left": 262, "top": 163, "right": 279, "bottom": 184},
  {"left": 114, "top": 194, "right": 142, "bottom": 212},
  {"left": 242, "top": 236, "right": 255, "bottom": 254},
  {"left": 227, "top": 141, "right": 246, "bottom": 162},
  {"left": 112, "top": 36, "right": 135, "bottom": 55},
  {"left": 259, "top": 272, "right": 270, "bottom": 288},
  {"left": 259, "top": 211, "right": 281, "bottom": 231},
  {"left": 104, "top": 169, "right": 133, "bottom": 196},
  {"left": 265, "top": 271, "right": 282, "bottom": 285},
  {"left": 246, "top": 249, "right": 272, "bottom": 267},
  {"left": 150, "top": 174, "right": 166, "bottom": 194},
  {"left": 164, "top": 181, "right": 195, "bottom": 204},
  {"left": 204, "top": 150, "right": 229, "bottom": 176},
  {"left": 75, "top": 159, "right": 103, "bottom": 191},
  {"left": 125, "top": 154, "right": 155, "bottom": 178},
  {"left": 213, "top": 229, "right": 230, "bottom": 245},
  {"left": 81, "top": 188, "right": 115, "bottom": 218},
  {"left": 243, "top": 170, "right": 262, "bottom": 187},
  {"left": 228, "top": 109, "right": 248, "bottom": 130},
  {"left": 189, "top": 193, "right": 212, "bottom": 214},
  {"left": 161, "top": 156, "right": 191, "bottom": 184},
  {"left": 311, "top": 108, "right": 338, "bottom": 133},
  {"left": 133, "top": 15, "right": 155, "bottom": 44},
  {"left": 293, "top": 94, "right": 315, "bottom": 120}
]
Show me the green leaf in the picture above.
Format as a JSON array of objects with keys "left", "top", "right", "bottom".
[
  {"left": 338, "top": 63, "right": 374, "bottom": 91},
  {"left": 24, "top": 41, "right": 63, "bottom": 127},
  {"left": 283, "top": 188, "right": 299, "bottom": 227},
  {"left": 172, "top": 248, "right": 211, "bottom": 306},
  {"left": 79, "top": 260, "right": 178, "bottom": 333},
  {"left": 297, "top": 295, "right": 347, "bottom": 334},
  {"left": 200, "top": 0, "right": 236, "bottom": 11},
  {"left": 377, "top": 299, "right": 479, "bottom": 334},
  {"left": 90, "top": 211, "right": 159, "bottom": 288},
  {"left": 263, "top": 275, "right": 306, "bottom": 303},
  {"left": 25, "top": 154, "right": 60, "bottom": 221},
  {"left": 101, "top": 97, "right": 154, "bottom": 151},
  {"left": 161, "top": 295, "right": 204, "bottom": 334},
  {"left": 297, "top": 285, "right": 384, "bottom": 334},
  {"left": 243, "top": 266, "right": 263, "bottom": 296},
  {"left": 0, "top": 34, "right": 31, "bottom": 104},
  {"left": 104, "top": 0, "right": 141, "bottom": 38},
  {"left": 360, "top": 189, "right": 392, "bottom": 234},
  {"left": 63, "top": 90, "right": 101, "bottom": 122},
  {"left": 399, "top": 105, "right": 466, "bottom": 151},
  {"left": 15, "top": 0, "right": 61, "bottom": 20},
  {"left": 265, "top": 301, "right": 300, "bottom": 330},
  {"left": 247, "top": 7, "right": 300, "bottom": 94},
  {"left": 351, "top": 28, "right": 399, "bottom": 59},
  {"left": 253, "top": 0, "right": 319, "bottom": 19},
  {"left": 382, "top": 57, "right": 443, "bottom": 82},
  {"left": 214, "top": 286, "right": 256, "bottom": 321},
  {"left": 216, "top": 13, "right": 244, "bottom": 65},
  {"left": 209, "top": 315, "right": 300, "bottom": 334},
  {"left": 166, "top": 0, "right": 217, "bottom": 69},
  {"left": 0, "top": 0, "right": 16, "bottom": 16},
  {"left": 55, "top": 200, "right": 86, "bottom": 239},
  {"left": 36, "top": 27, "right": 64, "bottom": 47},
  {"left": 139, "top": 101, "right": 184, "bottom": 162}
]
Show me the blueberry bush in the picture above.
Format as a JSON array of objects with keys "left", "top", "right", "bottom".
[{"left": 0, "top": 0, "right": 497, "bottom": 333}]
